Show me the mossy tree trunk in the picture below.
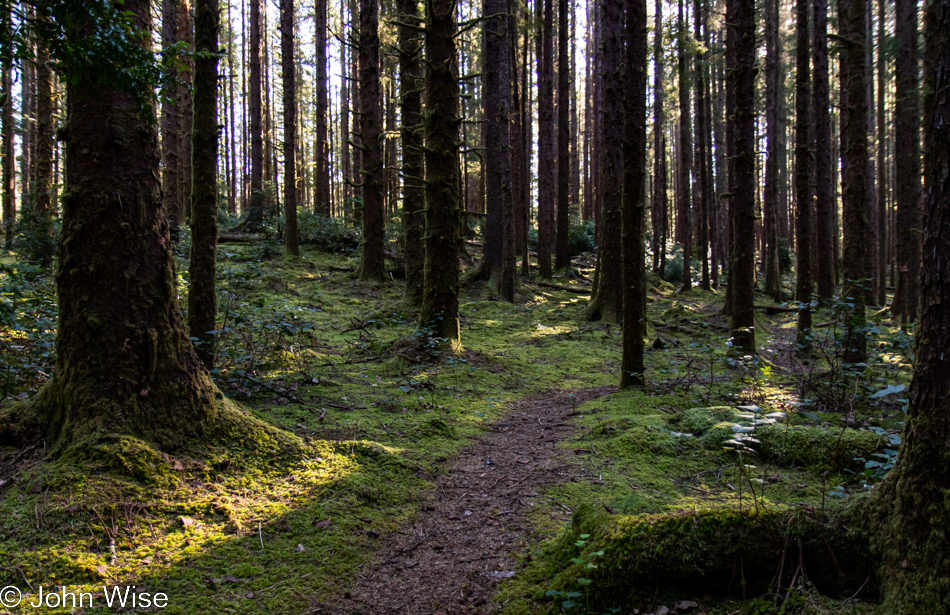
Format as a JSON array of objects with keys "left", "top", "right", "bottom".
[
  {"left": 314, "top": 0, "right": 331, "bottom": 216},
  {"left": 620, "top": 0, "right": 646, "bottom": 389},
  {"left": 189, "top": 0, "right": 220, "bottom": 369},
  {"left": 244, "top": 0, "right": 265, "bottom": 229},
  {"left": 421, "top": 0, "right": 461, "bottom": 349},
  {"left": 763, "top": 0, "right": 782, "bottom": 302},
  {"left": 177, "top": 0, "right": 194, "bottom": 222},
  {"left": 537, "top": 0, "right": 554, "bottom": 279},
  {"left": 161, "top": 0, "right": 181, "bottom": 238},
  {"left": 398, "top": 0, "right": 425, "bottom": 304},
  {"left": 483, "top": 0, "right": 515, "bottom": 301},
  {"left": 874, "top": 7, "right": 950, "bottom": 606},
  {"left": 355, "top": 0, "right": 386, "bottom": 281},
  {"left": 585, "top": 0, "right": 623, "bottom": 323},
  {"left": 554, "top": 0, "right": 570, "bottom": 272},
  {"left": 839, "top": 0, "right": 868, "bottom": 365},
  {"left": 727, "top": 0, "right": 756, "bottom": 354},
  {"left": 794, "top": 0, "right": 812, "bottom": 349},
  {"left": 892, "top": 0, "right": 921, "bottom": 325},
  {"left": 652, "top": 0, "right": 667, "bottom": 275},
  {"left": 280, "top": 0, "right": 299, "bottom": 257},
  {"left": 1, "top": 8, "right": 13, "bottom": 250},
  {"left": 813, "top": 0, "right": 835, "bottom": 301},
  {"left": 32, "top": 14, "right": 55, "bottom": 267},
  {"left": 25, "top": 0, "right": 222, "bottom": 451},
  {"left": 693, "top": 0, "right": 711, "bottom": 292},
  {"left": 676, "top": 0, "right": 693, "bottom": 292}
]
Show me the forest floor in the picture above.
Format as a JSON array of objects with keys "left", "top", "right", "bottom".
[{"left": 0, "top": 239, "right": 913, "bottom": 614}]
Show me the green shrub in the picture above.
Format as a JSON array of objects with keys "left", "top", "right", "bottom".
[
  {"left": 527, "top": 219, "right": 596, "bottom": 257},
  {"left": 296, "top": 211, "right": 361, "bottom": 252},
  {"left": 661, "top": 243, "right": 684, "bottom": 283}
]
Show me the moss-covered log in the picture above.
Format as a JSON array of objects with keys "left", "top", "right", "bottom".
[{"left": 544, "top": 504, "right": 871, "bottom": 611}]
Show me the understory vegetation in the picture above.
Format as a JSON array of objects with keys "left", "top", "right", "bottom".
[{"left": 0, "top": 240, "right": 912, "bottom": 614}]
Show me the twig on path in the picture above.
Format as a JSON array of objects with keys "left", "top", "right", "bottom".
[
  {"left": 549, "top": 496, "right": 573, "bottom": 514},
  {"left": 457, "top": 554, "right": 507, "bottom": 563}
]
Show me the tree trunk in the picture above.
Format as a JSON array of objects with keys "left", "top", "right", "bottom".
[
  {"left": 537, "top": 0, "right": 555, "bottom": 278},
  {"left": 676, "top": 0, "right": 693, "bottom": 292},
  {"left": 585, "top": 0, "right": 624, "bottom": 323},
  {"left": 421, "top": 0, "right": 461, "bottom": 349},
  {"left": 728, "top": 0, "right": 756, "bottom": 353},
  {"left": 189, "top": 0, "right": 220, "bottom": 368},
  {"left": 511, "top": 4, "right": 527, "bottom": 262},
  {"left": 178, "top": 0, "right": 194, "bottom": 222},
  {"left": 621, "top": 0, "right": 647, "bottom": 388},
  {"left": 764, "top": 0, "right": 782, "bottom": 301},
  {"left": 23, "top": 0, "right": 222, "bottom": 451},
  {"left": 874, "top": 3, "right": 950, "bottom": 604},
  {"left": 694, "top": 0, "right": 711, "bottom": 291},
  {"left": 245, "top": 0, "right": 265, "bottom": 228},
  {"left": 893, "top": 0, "right": 921, "bottom": 324},
  {"left": 813, "top": 0, "right": 835, "bottom": 300},
  {"left": 315, "top": 0, "right": 330, "bottom": 215},
  {"left": 839, "top": 0, "right": 869, "bottom": 364},
  {"left": 652, "top": 0, "right": 666, "bottom": 274},
  {"left": 875, "top": 0, "right": 887, "bottom": 308},
  {"left": 399, "top": 0, "right": 425, "bottom": 304},
  {"left": 2, "top": 10, "right": 15, "bottom": 249},
  {"left": 555, "top": 0, "right": 571, "bottom": 271},
  {"left": 794, "top": 0, "right": 812, "bottom": 348},
  {"left": 483, "top": 0, "right": 516, "bottom": 300},
  {"left": 281, "top": 0, "right": 299, "bottom": 257},
  {"left": 162, "top": 0, "right": 181, "bottom": 236},
  {"left": 355, "top": 0, "right": 386, "bottom": 280}
]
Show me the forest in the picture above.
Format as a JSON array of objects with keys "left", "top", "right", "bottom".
[{"left": 0, "top": 0, "right": 949, "bottom": 612}]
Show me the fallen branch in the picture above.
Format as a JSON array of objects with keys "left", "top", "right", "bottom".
[{"left": 536, "top": 281, "right": 592, "bottom": 294}]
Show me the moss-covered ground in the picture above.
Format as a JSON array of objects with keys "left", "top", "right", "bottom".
[{"left": 0, "top": 242, "right": 912, "bottom": 614}]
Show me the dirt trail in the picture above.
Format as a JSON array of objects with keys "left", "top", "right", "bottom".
[{"left": 329, "top": 386, "right": 614, "bottom": 615}]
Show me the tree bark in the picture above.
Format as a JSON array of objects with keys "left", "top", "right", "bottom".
[
  {"left": 189, "top": 0, "right": 221, "bottom": 368},
  {"left": 178, "top": 0, "right": 194, "bottom": 222},
  {"left": 621, "top": 0, "right": 647, "bottom": 388},
  {"left": 2, "top": 9, "right": 15, "bottom": 249},
  {"left": 398, "top": 0, "right": 425, "bottom": 304},
  {"left": 162, "top": 0, "right": 181, "bottom": 236},
  {"left": 315, "top": 0, "right": 331, "bottom": 215},
  {"left": 244, "top": 0, "right": 265, "bottom": 228},
  {"left": 23, "top": 0, "right": 222, "bottom": 451},
  {"left": 585, "top": 0, "right": 623, "bottom": 323},
  {"left": 875, "top": 0, "right": 887, "bottom": 308},
  {"left": 652, "top": 0, "right": 667, "bottom": 274},
  {"left": 893, "top": 0, "right": 921, "bottom": 324},
  {"left": 355, "top": 0, "right": 386, "bottom": 280},
  {"left": 727, "top": 0, "right": 756, "bottom": 353},
  {"left": 281, "top": 0, "right": 299, "bottom": 257},
  {"left": 555, "top": 0, "right": 571, "bottom": 271},
  {"left": 813, "top": 0, "right": 835, "bottom": 300},
  {"left": 537, "top": 0, "right": 555, "bottom": 278},
  {"left": 421, "top": 0, "right": 461, "bottom": 349},
  {"left": 676, "top": 0, "right": 693, "bottom": 291},
  {"left": 794, "top": 0, "right": 812, "bottom": 348},
  {"left": 874, "top": 3, "right": 950, "bottom": 605},
  {"left": 764, "top": 0, "right": 782, "bottom": 301},
  {"left": 839, "top": 0, "right": 869, "bottom": 364},
  {"left": 694, "top": 0, "right": 711, "bottom": 291},
  {"left": 483, "top": 0, "right": 516, "bottom": 300}
]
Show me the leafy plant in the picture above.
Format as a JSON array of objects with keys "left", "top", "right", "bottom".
[{"left": 545, "top": 534, "right": 613, "bottom": 613}]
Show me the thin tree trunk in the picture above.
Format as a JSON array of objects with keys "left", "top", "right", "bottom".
[
  {"left": 537, "top": 0, "right": 555, "bottom": 278},
  {"left": 652, "top": 0, "right": 667, "bottom": 274},
  {"left": 244, "top": 0, "right": 265, "bottom": 227},
  {"left": 795, "top": 0, "right": 812, "bottom": 347},
  {"left": 585, "top": 0, "right": 623, "bottom": 322},
  {"left": 315, "top": 0, "right": 330, "bottom": 215},
  {"left": 227, "top": 0, "right": 237, "bottom": 214},
  {"left": 676, "top": 0, "right": 693, "bottom": 291},
  {"left": 893, "top": 0, "right": 920, "bottom": 324},
  {"left": 190, "top": 0, "right": 221, "bottom": 368},
  {"left": 764, "top": 0, "right": 782, "bottom": 301},
  {"left": 555, "top": 0, "right": 571, "bottom": 271},
  {"left": 875, "top": 0, "right": 887, "bottom": 308},
  {"left": 813, "top": 0, "right": 834, "bottom": 299},
  {"left": 178, "top": 0, "right": 194, "bottom": 222},
  {"left": 1, "top": 8, "right": 12, "bottom": 250},
  {"left": 728, "top": 0, "right": 756, "bottom": 353},
  {"left": 621, "top": 0, "right": 647, "bottom": 387},
  {"left": 399, "top": 0, "right": 425, "bottom": 304},
  {"left": 281, "top": 0, "right": 299, "bottom": 256},
  {"left": 694, "top": 0, "right": 711, "bottom": 291},
  {"left": 421, "top": 0, "right": 462, "bottom": 348},
  {"left": 840, "top": 0, "right": 869, "bottom": 363},
  {"left": 32, "top": 16, "right": 54, "bottom": 266}
]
